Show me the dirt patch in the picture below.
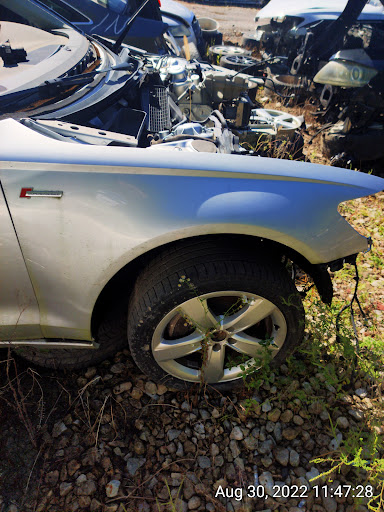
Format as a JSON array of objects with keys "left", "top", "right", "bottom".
[{"left": 178, "top": 1, "right": 258, "bottom": 44}]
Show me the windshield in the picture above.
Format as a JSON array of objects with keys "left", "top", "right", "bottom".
[
  {"left": 89, "top": 0, "right": 129, "bottom": 14},
  {"left": 0, "top": 0, "right": 73, "bottom": 31}
]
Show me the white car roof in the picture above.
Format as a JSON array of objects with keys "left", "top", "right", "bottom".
[{"left": 256, "top": 0, "right": 384, "bottom": 24}]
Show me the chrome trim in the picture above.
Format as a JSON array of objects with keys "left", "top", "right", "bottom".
[
  {"left": 26, "top": 190, "right": 63, "bottom": 198},
  {"left": 0, "top": 339, "right": 99, "bottom": 349}
]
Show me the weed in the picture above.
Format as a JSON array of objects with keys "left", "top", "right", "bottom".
[
  {"left": 239, "top": 247, "right": 384, "bottom": 510},
  {"left": 0, "top": 350, "right": 41, "bottom": 448},
  {"left": 310, "top": 430, "right": 384, "bottom": 512},
  {"left": 154, "top": 478, "right": 184, "bottom": 512}
]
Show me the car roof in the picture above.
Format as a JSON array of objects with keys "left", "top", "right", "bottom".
[
  {"left": 256, "top": 0, "right": 384, "bottom": 23},
  {"left": 160, "top": 0, "right": 194, "bottom": 24}
]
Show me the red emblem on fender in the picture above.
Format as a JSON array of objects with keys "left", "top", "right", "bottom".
[{"left": 20, "top": 187, "right": 33, "bottom": 198}]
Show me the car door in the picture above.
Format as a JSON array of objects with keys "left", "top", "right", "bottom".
[{"left": 0, "top": 183, "right": 43, "bottom": 341}]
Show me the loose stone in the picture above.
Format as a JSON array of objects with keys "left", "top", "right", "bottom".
[
  {"left": 106, "top": 480, "right": 121, "bottom": 498},
  {"left": 197, "top": 456, "right": 211, "bottom": 469}
]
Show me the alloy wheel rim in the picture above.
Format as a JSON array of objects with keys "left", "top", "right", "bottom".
[
  {"left": 152, "top": 291, "right": 287, "bottom": 384},
  {"left": 212, "top": 45, "right": 247, "bottom": 55},
  {"left": 227, "top": 55, "right": 256, "bottom": 66}
]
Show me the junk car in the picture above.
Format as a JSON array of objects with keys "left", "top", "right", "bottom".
[
  {"left": 314, "top": 44, "right": 384, "bottom": 165},
  {"left": 1, "top": 0, "right": 383, "bottom": 390},
  {"left": 34, "top": 0, "right": 208, "bottom": 57},
  {"left": 244, "top": 0, "right": 384, "bottom": 68}
]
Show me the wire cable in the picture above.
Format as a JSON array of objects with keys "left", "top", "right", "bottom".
[{"left": 336, "top": 261, "right": 367, "bottom": 372}]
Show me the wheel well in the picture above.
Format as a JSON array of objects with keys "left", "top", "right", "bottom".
[{"left": 90, "top": 234, "right": 333, "bottom": 337}]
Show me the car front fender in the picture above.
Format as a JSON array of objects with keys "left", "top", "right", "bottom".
[{"left": 1, "top": 119, "right": 383, "bottom": 339}]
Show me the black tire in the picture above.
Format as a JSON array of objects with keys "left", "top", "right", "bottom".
[
  {"left": 15, "top": 305, "right": 127, "bottom": 370},
  {"left": 219, "top": 54, "right": 262, "bottom": 73},
  {"left": 127, "top": 239, "right": 305, "bottom": 392},
  {"left": 242, "top": 35, "right": 260, "bottom": 51},
  {"left": 264, "top": 74, "right": 308, "bottom": 101}
]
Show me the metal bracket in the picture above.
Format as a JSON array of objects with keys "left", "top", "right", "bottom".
[{"left": 364, "top": 236, "right": 372, "bottom": 254}]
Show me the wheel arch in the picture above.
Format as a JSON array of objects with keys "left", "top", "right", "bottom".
[{"left": 90, "top": 233, "right": 333, "bottom": 338}]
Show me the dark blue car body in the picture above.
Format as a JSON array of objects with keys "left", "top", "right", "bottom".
[
  {"left": 36, "top": 0, "right": 171, "bottom": 53},
  {"left": 36, "top": 0, "right": 206, "bottom": 55}
]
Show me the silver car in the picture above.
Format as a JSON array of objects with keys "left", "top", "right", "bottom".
[{"left": 1, "top": 0, "right": 383, "bottom": 391}]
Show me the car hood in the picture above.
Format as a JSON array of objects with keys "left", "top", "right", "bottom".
[
  {"left": 0, "top": 22, "right": 90, "bottom": 97},
  {"left": 256, "top": 0, "right": 384, "bottom": 23}
]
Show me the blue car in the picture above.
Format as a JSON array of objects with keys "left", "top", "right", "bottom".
[{"left": 36, "top": 0, "right": 207, "bottom": 56}]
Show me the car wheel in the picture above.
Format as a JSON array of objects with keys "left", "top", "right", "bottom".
[
  {"left": 208, "top": 45, "right": 250, "bottom": 64},
  {"left": 249, "top": 108, "right": 303, "bottom": 140},
  {"left": 127, "top": 240, "right": 304, "bottom": 391},
  {"left": 14, "top": 305, "right": 127, "bottom": 370},
  {"left": 219, "top": 54, "right": 261, "bottom": 72}
]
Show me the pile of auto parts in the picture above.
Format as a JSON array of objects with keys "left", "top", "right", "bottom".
[
  {"left": 0, "top": 3, "right": 305, "bottom": 161},
  {"left": 240, "top": 0, "right": 384, "bottom": 165},
  {"left": 314, "top": 47, "right": 384, "bottom": 165},
  {"left": 208, "top": 44, "right": 251, "bottom": 64}
]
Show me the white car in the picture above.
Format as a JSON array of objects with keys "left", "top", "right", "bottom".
[{"left": 245, "top": 0, "right": 384, "bottom": 67}]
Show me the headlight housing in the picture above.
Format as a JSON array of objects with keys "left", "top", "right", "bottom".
[{"left": 314, "top": 60, "right": 377, "bottom": 88}]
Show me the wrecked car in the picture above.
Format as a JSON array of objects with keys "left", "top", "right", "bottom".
[
  {"left": 34, "top": 0, "right": 207, "bottom": 58},
  {"left": 244, "top": 0, "right": 384, "bottom": 69},
  {"left": 1, "top": 0, "right": 384, "bottom": 391},
  {"left": 313, "top": 45, "right": 384, "bottom": 165},
  {"left": 243, "top": 0, "right": 384, "bottom": 97},
  {"left": 243, "top": 0, "right": 384, "bottom": 165}
]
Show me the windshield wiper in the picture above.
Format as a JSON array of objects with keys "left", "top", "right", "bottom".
[
  {"left": 0, "top": 61, "right": 135, "bottom": 114},
  {"left": 44, "top": 61, "right": 134, "bottom": 89}
]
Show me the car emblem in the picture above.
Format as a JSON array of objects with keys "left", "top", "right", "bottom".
[{"left": 20, "top": 187, "right": 63, "bottom": 198}]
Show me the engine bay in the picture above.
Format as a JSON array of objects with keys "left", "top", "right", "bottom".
[{"left": 21, "top": 52, "right": 303, "bottom": 156}]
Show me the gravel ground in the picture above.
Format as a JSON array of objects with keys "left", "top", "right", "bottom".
[{"left": 1, "top": 347, "right": 382, "bottom": 512}]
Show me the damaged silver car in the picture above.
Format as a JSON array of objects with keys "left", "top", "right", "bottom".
[{"left": 1, "top": 0, "right": 383, "bottom": 390}]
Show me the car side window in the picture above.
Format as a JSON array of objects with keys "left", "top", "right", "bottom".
[
  {"left": 37, "top": 0, "right": 90, "bottom": 23},
  {"left": 87, "top": 0, "right": 129, "bottom": 15}
]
